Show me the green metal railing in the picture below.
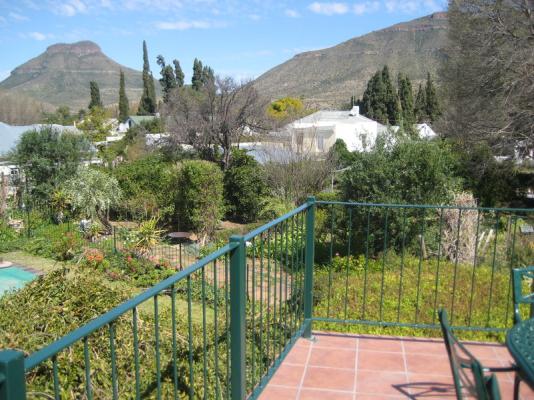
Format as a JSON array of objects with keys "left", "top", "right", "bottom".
[
  {"left": 312, "top": 201, "right": 534, "bottom": 333},
  {"left": 0, "top": 198, "right": 313, "bottom": 400},
  {"left": 1, "top": 198, "right": 533, "bottom": 399}
]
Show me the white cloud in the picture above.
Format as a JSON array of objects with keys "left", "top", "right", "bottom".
[
  {"left": 155, "top": 20, "right": 221, "bottom": 30},
  {"left": 248, "top": 14, "right": 261, "bottom": 21},
  {"left": 53, "top": 0, "right": 88, "bottom": 16},
  {"left": 0, "top": 16, "right": 6, "bottom": 25},
  {"left": 9, "top": 12, "right": 30, "bottom": 21},
  {"left": 284, "top": 9, "right": 300, "bottom": 18},
  {"left": 308, "top": 2, "right": 349, "bottom": 15},
  {"left": 26, "top": 31, "right": 54, "bottom": 41},
  {"left": 383, "top": 0, "right": 443, "bottom": 13},
  {"left": 122, "top": 0, "right": 182, "bottom": 11},
  {"left": 353, "top": 1, "right": 380, "bottom": 15}
]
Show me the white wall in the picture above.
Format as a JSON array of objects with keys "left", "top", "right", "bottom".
[{"left": 335, "top": 121, "right": 378, "bottom": 152}]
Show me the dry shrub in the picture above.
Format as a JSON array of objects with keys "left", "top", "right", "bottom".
[{"left": 442, "top": 192, "right": 479, "bottom": 263}]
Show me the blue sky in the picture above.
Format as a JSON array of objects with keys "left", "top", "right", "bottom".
[{"left": 0, "top": 0, "right": 446, "bottom": 83}]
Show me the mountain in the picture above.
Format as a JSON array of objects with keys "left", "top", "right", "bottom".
[
  {"left": 0, "top": 41, "right": 151, "bottom": 111},
  {"left": 254, "top": 12, "right": 448, "bottom": 108}
]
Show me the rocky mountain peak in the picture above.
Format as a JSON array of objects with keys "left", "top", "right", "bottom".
[{"left": 45, "top": 40, "right": 102, "bottom": 56}]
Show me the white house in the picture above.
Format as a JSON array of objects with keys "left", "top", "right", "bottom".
[{"left": 282, "top": 106, "right": 385, "bottom": 154}]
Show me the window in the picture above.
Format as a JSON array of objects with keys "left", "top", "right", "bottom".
[
  {"left": 296, "top": 131, "right": 304, "bottom": 153},
  {"left": 360, "top": 133, "right": 368, "bottom": 150},
  {"left": 317, "top": 135, "right": 325, "bottom": 152}
]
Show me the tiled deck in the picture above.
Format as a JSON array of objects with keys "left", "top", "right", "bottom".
[{"left": 260, "top": 332, "right": 534, "bottom": 400}]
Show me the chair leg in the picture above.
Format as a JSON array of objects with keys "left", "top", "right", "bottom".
[{"left": 513, "top": 373, "right": 520, "bottom": 400}]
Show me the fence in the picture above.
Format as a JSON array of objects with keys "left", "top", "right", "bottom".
[
  {"left": 0, "top": 200, "right": 312, "bottom": 399},
  {"left": 312, "top": 201, "right": 534, "bottom": 332},
  {"left": 1, "top": 198, "right": 533, "bottom": 399},
  {"left": 4, "top": 216, "right": 199, "bottom": 270}
]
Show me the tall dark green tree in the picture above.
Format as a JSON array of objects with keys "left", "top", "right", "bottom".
[
  {"left": 118, "top": 70, "right": 129, "bottom": 122},
  {"left": 88, "top": 81, "right": 103, "bottom": 110},
  {"left": 424, "top": 72, "right": 441, "bottom": 123},
  {"left": 382, "top": 66, "right": 401, "bottom": 125},
  {"left": 156, "top": 55, "right": 177, "bottom": 103},
  {"left": 361, "top": 66, "right": 400, "bottom": 125},
  {"left": 397, "top": 73, "right": 415, "bottom": 131},
  {"left": 191, "top": 58, "right": 203, "bottom": 90},
  {"left": 138, "top": 40, "right": 157, "bottom": 115},
  {"left": 414, "top": 83, "right": 426, "bottom": 123},
  {"left": 173, "top": 60, "right": 184, "bottom": 87},
  {"left": 361, "top": 71, "right": 387, "bottom": 124},
  {"left": 201, "top": 65, "right": 215, "bottom": 86}
]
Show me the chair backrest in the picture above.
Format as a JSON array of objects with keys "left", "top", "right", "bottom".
[
  {"left": 439, "top": 308, "right": 500, "bottom": 400},
  {"left": 512, "top": 266, "right": 534, "bottom": 324}
]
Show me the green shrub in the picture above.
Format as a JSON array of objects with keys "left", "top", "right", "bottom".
[
  {"left": 313, "top": 254, "right": 518, "bottom": 341},
  {"left": 257, "top": 197, "right": 294, "bottom": 221},
  {"left": 341, "top": 139, "right": 460, "bottom": 205},
  {"left": 0, "top": 221, "right": 25, "bottom": 252},
  {"left": 112, "top": 154, "right": 176, "bottom": 221},
  {"left": 224, "top": 149, "right": 267, "bottom": 223},
  {"left": 13, "top": 126, "right": 91, "bottom": 202},
  {"left": 0, "top": 267, "right": 230, "bottom": 398},
  {"left": 22, "top": 223, "right": 83, "bottom": 260},
  {"left": 175, "top": 160, "right": 224, "bottom": 244}
]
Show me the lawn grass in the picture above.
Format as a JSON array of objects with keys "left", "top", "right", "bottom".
[
  {"left": 312, "top": 256, "right": 518, "bottom": 342},
  {"left": 0, "top": 250, "right": 66, "bottom": 273}
]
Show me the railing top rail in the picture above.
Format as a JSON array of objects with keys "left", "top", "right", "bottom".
[
  {"left": 317, "top": 200, "right": 534, "bottom": 213},
  {"left": 24, "top": 242, "right": 238, "bottom": 371},
  {"left": 243, "top": 202, "right": 310, "bottom": 241}
]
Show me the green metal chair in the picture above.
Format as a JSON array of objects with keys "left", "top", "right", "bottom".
[
  {"left": 439, "top": 309, "right": 516, "bottom": 400},
  {"left": 512, "top": 266, "right": 534, "bottom": 325}
]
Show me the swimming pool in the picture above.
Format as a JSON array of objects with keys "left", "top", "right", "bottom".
[{"left": 0, "top": 267, "right": 36, "bottom": 296}]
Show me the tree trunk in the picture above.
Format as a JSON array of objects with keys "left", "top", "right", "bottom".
[{"left": 97, "top": 210, "right": 113, "bottom": 234}]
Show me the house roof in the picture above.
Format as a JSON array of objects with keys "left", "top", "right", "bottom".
[
  {"left": 291, "top": 110, "right": 377, "bottom": 125},
  {"left": 127, "top": 115, "right": 156, "bottom": 125}
]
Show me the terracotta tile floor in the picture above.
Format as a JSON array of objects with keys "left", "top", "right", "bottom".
[{"left": 259, "top": 332, "right": 534, "bottom": 400}]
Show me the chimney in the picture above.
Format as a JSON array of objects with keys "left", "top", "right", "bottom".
[{"left": 349, "top": 106, "right": 359, "bottom": 116}]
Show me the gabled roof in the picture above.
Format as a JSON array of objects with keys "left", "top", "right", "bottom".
[
  {"left": 127, "top": 115, "right": 156, "bottom": 125},
  {"left": 290, "top": 110, "right": 378, "bottom": 126}
]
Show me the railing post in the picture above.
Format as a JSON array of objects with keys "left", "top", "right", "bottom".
[
  {"left": 229, "top": 235, "right": 246, "bottom": 400},
  {"left": 0, "top": 350, "right": 26, "bottom": 400},
  {"left": 303, "top": 196, "right": 316, "bottom": 338},
  {"left": 112, "top": 226, "right": 117, "bottom": 253}
]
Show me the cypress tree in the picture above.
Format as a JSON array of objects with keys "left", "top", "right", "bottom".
[
  {"left": 173, "top": 59, "right": 184, "bottom": 87},
  {"left": 201, "top": 65, "right": 215, "bottom": 86},
  {"left": 382, "top": 66, "right": 401, "bottom": 125},
  {"left": 398, "top": 73, "right": 415, "bottom": 131},
  {"left": 414, "top": 83, "right": 427, "bottom": 123},
  {"left": 157, "top": 55, "right": 177, "bottom": 103},
  {"left": 148, "top": 72, "right": 157, "bottom": 107},
  {"left": 192, "top": 58, "right": 203, "bottom": 90},
  {"left": 118, "top": 70, "right": 129, "bottom": 122},
  {"left": 138, "top": 40, "right": 156, "bottom": 115},
  {"left": 424, "top": 72, "right": 441, "bottom": 123},
  {"left": 361, "top": 77, "right": 374, "bottom": 119},
  {"left": 368, "top": 71, "right": 388, "bottom": 124},
  {"left": 88, "top": 81, "right": 103, "bottom": 110}
]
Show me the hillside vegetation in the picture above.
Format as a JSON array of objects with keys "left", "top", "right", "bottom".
[
  {"left": 0, "top": 41, "right": 157, "bottom": 110},
  {"left": 253, "top": 12, "right": 447, "bottom": 108}
]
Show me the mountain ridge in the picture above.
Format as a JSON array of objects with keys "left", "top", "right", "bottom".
[
  {"left": 0, "top": 40, "right": 150, "bottom": 110},
  {"left": 253, "top": 12, "right": 448, "bottom": 108}
]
